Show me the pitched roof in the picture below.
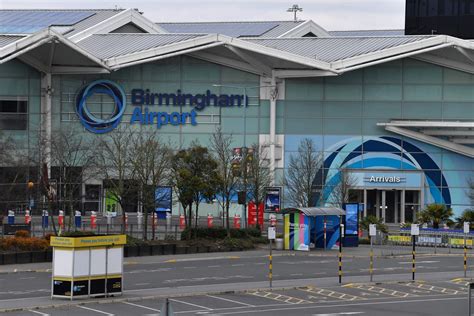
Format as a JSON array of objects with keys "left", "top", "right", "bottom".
[
  {"left": 0, "top": 35, "right": 25, "bottom": 47},
  {"left": 0, "top": 9, "right": 124, "bottom": 36},
  {"left": 157, "top": 21, "right": 305, "bottom": 38},
  {"left": 329, "top": 29, "right": 405, "bottom": 37},
  {"left": 245, "top": 36, "right": 435, "bottom": 63},
  {"left": 77, "top": 33, "right": 210, "bottom": 59}
]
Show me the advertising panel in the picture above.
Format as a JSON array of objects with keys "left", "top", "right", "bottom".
[
  {"left": 284, "top": 213, "right": 310, "bottom": 251},
  {"left": 264, "top": 187, "right": 281, "bottom": 213}
]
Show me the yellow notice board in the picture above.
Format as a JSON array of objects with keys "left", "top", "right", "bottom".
[
  {"left": 388, "top": 235, "right": 411, "bottom": 242},
  {"left": 50, "top": 235, "right": 126, "bottom": 248},
  {"left": 449, "top": 238, "right": 473, "bottom": 246}
]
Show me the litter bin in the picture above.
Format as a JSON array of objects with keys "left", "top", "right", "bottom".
[{"left": 275, "top": 238, "right": 284, "bottom": 250}]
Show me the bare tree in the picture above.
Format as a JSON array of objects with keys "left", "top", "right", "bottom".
[
  {"left": 50, "top": 129, "right": 97, "bottom": 231},
  {"left": 97, "top": 127, "right": 137, "bottom": 233},
  {"left": 284, "top": 138, "right": 323, "bottom": 207},
  {"left": 129, "top": 132, "right": 171, "bottom": 240},
  {"left": 210, "top": 128, "right": 238, "bottom": 232},
  {"left": 326, "top": 168, "right": 357, "bottom": 208},
  {"left": 245, "top": 143, "right": 272, "bottom": 230}
]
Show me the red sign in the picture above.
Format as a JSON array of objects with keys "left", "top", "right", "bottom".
[{"left": 247, "top": 201, "right": 264, "bottom": 227}]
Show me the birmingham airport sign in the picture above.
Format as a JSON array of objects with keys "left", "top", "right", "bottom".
[{"left": 76, "top": 80, "right": 248, "bottom": 134}]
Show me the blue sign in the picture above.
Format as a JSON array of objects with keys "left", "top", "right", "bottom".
[
  {"left": 77, "top": 81, "right": 248, "bottom": 134},
  {"left": 76, "top": 80, "right": 126, "bottom": 134},
  {"left": 155, "top": 186, "right": 172, "bottom": 219},
  {"left": 345, "top": 204, "right": 359, "bottom": 236}
]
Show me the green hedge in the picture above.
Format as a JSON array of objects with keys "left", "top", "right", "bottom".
[{"left": 181, "top": 227, "right": 262, "bottom": 240}]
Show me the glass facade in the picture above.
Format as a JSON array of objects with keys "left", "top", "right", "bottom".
[{"left": 0, "top": 56, "right": 472, "bottom": 217}]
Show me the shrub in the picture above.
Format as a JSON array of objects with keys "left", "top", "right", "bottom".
[
  {"left": 0, "top": 236, "right": 49, "bottom": 251},
  {"left": 243, "top": 228, "right": 261, "bottom": 238},
  {"left": 15, "top": 230, "right": 30, "bottom": 238},
  {"left": 181, "top": 227, "right": 227, "bottom": 240},
  {"left": 61, "top": 231, "right": 96, "bottom": 237},
  {"left": 229, "top": 229, "right": 247, "bottom": 239},
  {"left": 222, "top": 237, "right": 254, "bottom": 249}
]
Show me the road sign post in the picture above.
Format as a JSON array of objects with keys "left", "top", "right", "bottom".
[
  {"left": 464, "top": 222, "right": 470, "bottom": 278},
  {"left": 339, "top": 223, "right": 344, "bottom": 284},
  {"left": 411, "top": 224, "right": 419, "bottom": 281},
  {"left": 369, "top": 224, "right": 376, "bottom": 282},
  {"left": 268, "top": 225, "right": 276, "bottom": 290},
  {"left": 469, "top": 282, "right": 474, "bottom": 316}
]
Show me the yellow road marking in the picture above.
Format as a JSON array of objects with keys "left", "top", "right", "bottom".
[
  {"left": 248, "top": 290, "right": 311, "bottom": 304},
  {"left": 400, "top": 282, "right": 465, "bottom": 295},
  {"left": 345, "top": 283, "right": 413, "bottom": 298},
  {"left": 299, "top": 286, "right": 364, "bottom": 301}
]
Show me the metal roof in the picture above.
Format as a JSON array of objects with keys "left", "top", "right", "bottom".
[
  {"left": 0, "top": 10, "right": 124, "bottom": 37},
  {"left": 158, "top": 21, "right": 305, "bottom": 38},
  {"left": 0, "top": 10, "right": 95, "bottom": 34},
  {"left": 329, "top": 29, "right": 405, "bottom": 37},
  {"left": 282, "top": 207, "right": 346, "bottom": 216},
  {"left": 246, "top": 36, "right": 435, "bottom": 63},
  {"left": 77, "top": 33, "right": 210, "bottom": 59},
  {"left": 0, "top": 35, "right": 25, "bottom": 47}
]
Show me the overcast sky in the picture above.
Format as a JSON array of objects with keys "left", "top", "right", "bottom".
[{"left": 0, "top": 0, "right": 406, "bottom": 31}]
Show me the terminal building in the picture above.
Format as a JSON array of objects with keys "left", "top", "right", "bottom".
[{"left": 0, "top": 7, "right": 472, "bottom": 224}]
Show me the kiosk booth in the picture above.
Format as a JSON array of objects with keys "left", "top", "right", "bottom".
[
  {"left": 50, "top": 234, "right": 126, "bottom": 299},
  {"left": 282, "top": 207, "right": 350, "bottom": 251}
]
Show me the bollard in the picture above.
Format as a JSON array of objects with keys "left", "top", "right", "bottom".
[
  {"left": 166, "top": 212, "right": 172, "bottom": 229},
  {"left": 234, "top": 214, "right": 241, "bottom": 229},
  {"left": 58, "top": 210, "right": 64, "bottom": 229},
  {"left": 179, "top": 214, "right": 185, "bottom": 230},
  {"left": 42, "top": 210, "right": 49, "bottom": 229},
  {"left": 207, "top": 214, "right": 213, "bottom": 228},
  {"left": 125, "top": 213, "right": 129, "bottom": 231},
  {"left": 74, "top": 211, "right": 82, "bottom": 229},
  {"left": 7, "top": 210, "right": 14, "bottom": 224},
  {"left": 25, "top": 209, "right": 31, "bottom": 224},
  {"left": 90, "top": 211, "right": 97, "bottom": 229}
]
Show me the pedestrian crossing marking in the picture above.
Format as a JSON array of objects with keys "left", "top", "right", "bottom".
[
  {"left": 344, "top": 283, "right": 413, "bottom": 298},
  {"left": 298, "top": 286, "right": 364, "bottom": 301},
  {"left": 247, "top": 290, "right": 311, "bottom": 304}
]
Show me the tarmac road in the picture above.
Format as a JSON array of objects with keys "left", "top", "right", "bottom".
[{"left": 0, "top": 246, "right": 473, "bottom": 312}]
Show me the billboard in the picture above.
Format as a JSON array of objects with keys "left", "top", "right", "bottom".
[
  {"left": 264, "top": 187, "right": 281, "bottom": 213},
  {"left": 284, "top": 213, "right": 310, "bottom": 251},
  {"left": 344, "top": 203, "right": 359, "bottom": 236},
  {"left": 155, "top": 186, "right": 172, "bottom": 213}
]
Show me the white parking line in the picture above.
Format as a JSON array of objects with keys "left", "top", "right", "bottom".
[
  {"left": 28, "top": 310, "right": 49, "bottom": 316},
  {"left": 170, "top": 298, "right": 213, "bottom": 310},
  {"left": 123, "top": 301, "right": 161, "bottom": 312},
  {"left": 206, "top": 295, "right": 255, "bottom": 307},
  {"left": 77, "top": 305, "right": 114, "bottom": 315}
]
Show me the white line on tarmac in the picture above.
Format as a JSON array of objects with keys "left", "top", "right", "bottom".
[
  {"left": 77, "top": 305, "right": 114, "bottom": 315},
  {"left": 184, "top": 267, "right": 197, "bottom": 269},
  {"left": 20, "top": 277, "right": 36, "bottom": 280},
  {"left": 312, "top": 313, "right": 364, "bottom": 316},
  {"left": 134, "top": 283, "right": 150, "bottom": 286},
  {"left": 206, "top": 295, "right": 255, "bottom": 307},
  {"left": 123, "top": 301, "right": 161, "bottom": 312},
  {"left": 200, "top": 296, "right": 465, "bottom": 315},
  {"left": 231, "top": 264, "right": 244, "bottom": 267},
  {"left": 208, "top": 265, "right": 221, "bottom": 268},
  {"left": 28, "top": 310, "right": 49, "bottom": 316},
  {"left": 170, "top": 298, "right": 213, "bottom": 310}
]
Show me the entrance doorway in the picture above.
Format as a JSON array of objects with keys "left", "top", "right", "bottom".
[{"left": 349, "top": 189, "right": 420, "bottom": 224}]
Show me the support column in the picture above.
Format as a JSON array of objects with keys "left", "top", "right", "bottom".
[
  {"left": 381, "top": 190, "right": 386, "bottom": 223},
  {"left": 394, "top": 190, "right": 399, "bottom": 224},
  {"left": 401, "top": 189, "right": 406, "bottom": 223},
  {"left": 269, "top": 76, "right": 277, "bottom": 185},
  {"left": 363, "top": 189, "right": 367, "bottom": 218},
  {"left": 41, "top": 73, "right": 52, "bottom": 176},
  {"left": 376, "top": 190, "right": 380, "bottom": 220}
]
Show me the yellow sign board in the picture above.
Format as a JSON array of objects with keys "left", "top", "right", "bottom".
[
  {"left": 449, "top": 238, "right": 473, "bottom": 246},
  {"left": 50, "top": 235, "right": 127, "bottom": 248},
  {"left": 388, "top": 235, "right": 411, "bottom": 242}
]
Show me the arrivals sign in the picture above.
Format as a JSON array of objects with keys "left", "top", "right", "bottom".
[{"left": 76, "top": 80, "right": 248, "bottom": 134}]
